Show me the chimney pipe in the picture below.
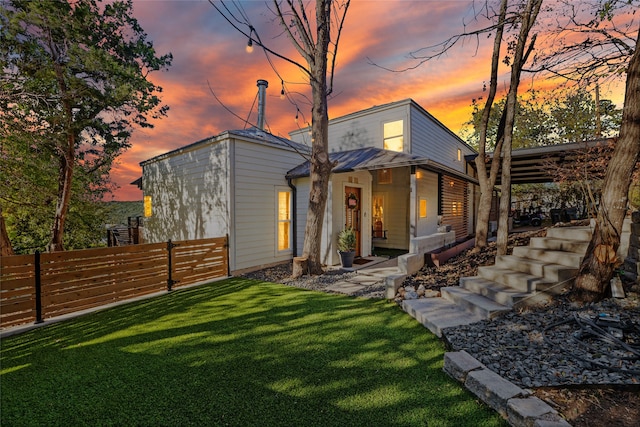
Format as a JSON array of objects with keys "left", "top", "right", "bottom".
[{"left": 256, "top": 79, "right": 268, "bottom": 130}]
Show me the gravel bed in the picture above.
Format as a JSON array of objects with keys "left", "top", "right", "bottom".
[
  {"left": 443, "top": 297, "right": 640, "bottom": 388},
  {"left": 242, "top": 262, "right": 358, "bottom": 291}
]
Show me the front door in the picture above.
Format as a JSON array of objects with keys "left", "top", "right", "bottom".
[{"left": 344, "top": 186, "right": 361, "bottom": 256}]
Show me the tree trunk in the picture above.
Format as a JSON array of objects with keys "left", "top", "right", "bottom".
[
  {"left": 574, "top": 27, "right": 640, "bottom": 301},
  {"left": 292, "top": 0, "right": 333, "bottom": 278},
  {"left": 49, "top": 145, "right": 74, "bottom": 252},
  {"left": 48, "top": 63, "right": 75, "bottom": 252},
  {"left": 496, "top": 0, "right": 542, "bottom": 256},
  {"left": 474, "top": 0, "right": 507, "bottom": 249},
  {"left": 0, "top": 206, "right": 14, "bottom": 256}
]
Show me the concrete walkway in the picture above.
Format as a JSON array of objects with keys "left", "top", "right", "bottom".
[{"left": 325, "top": 257, "right": 400, "bottom": 295}]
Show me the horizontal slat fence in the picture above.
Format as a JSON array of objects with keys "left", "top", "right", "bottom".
[{"left": 1, "top": 236, "right": 228, "bottom": 329}]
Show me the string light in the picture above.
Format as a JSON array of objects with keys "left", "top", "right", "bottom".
[
  {"left": 295, "top": 108, "right": 299, "bottom": 123},
  {"left": 246, "top": 26, "right": 254, "bottom": 53},
  {"left": 280, "top": 80, "right": 285, "bottom": 100}
]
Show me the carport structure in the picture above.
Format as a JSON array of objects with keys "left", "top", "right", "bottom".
[{"left": 467, "top": 138, "right": 614, "bottom": 185}]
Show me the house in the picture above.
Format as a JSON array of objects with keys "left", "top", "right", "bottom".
[
  {"left": 287, "top": 99, "right": 478, "bottom": 268},
  {"left": 140, "top": 83, "right": 478, "bottom": 275}
]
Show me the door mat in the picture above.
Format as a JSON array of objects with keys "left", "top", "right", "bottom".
[{"left": 352, "top": 258, "right": 373, "bottom": 265}]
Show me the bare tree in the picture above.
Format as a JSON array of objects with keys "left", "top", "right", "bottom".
[
  {"left": 474, "top": 0, "right": 508, "bottom": 250},
  {"left": 211, "top": 1, "right": 350, "bottom": 277},
  {"left": 389, "top": 0, "right": 542, "bottom": 251},
  {"left": 495, "top": 0, "right": 543, "bottom": 255},
  {"left": 574, "top": 26, "right": 640, "bottom": 301}
]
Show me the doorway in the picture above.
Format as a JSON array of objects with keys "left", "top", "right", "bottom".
[{"left": 344, "top": 186, "right": 362, "bottom": 256}]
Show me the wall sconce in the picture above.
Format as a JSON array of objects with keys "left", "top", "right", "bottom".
[{"left": 449, "top": 180, "right": 455, "bottom": 187}]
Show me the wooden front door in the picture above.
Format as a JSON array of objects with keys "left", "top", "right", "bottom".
[{"left": 344, "top": 186, "right": 361, "bottom": 256}]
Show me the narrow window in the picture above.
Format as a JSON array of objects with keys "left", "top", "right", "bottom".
[
  {"left": 144, "top": 195, "right": 152, "bottom": 217},
  {"left": 373, "top": 194, "right": 385, "bottom": 238},
  {"left": 277, "top": 190, "right": 291, "bottom": 251},
  {"left": 383, "top": 120, "right": 403, "bottom": 152},
  {"left": 419, "top": 199, "right": 427, "bottom": 218},
  {"left": 457, "top": 148, "right": 462, "bottom": 162}
]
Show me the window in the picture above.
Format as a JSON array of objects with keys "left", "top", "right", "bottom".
[
  {"left": 419, "top": 199, "right": 427, "bottom": 218},
  {"left": 277, "top": 190, "right": 291, "bottom": 251},
  {"left": 383, "top": 120, "right": 403, "bottom": 152},
  {"left": 457, "top": 148, "right": 462, "bottom": 162},
  {"left": 372, "top": 194, "right": 385, "bottom": 238},
  {"left": 144, "top": 195, "right": 152, "bottom": 217}
]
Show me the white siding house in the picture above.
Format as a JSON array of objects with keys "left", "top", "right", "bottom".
[
  {"left": 288, "top": 99, "right": 478, "bottom": 267},
  {"left": 141, "top": 128, "right": 309, "bottom": 273},
  {"left": 140, "top": 98, "right": 477, "bottom": 274}
]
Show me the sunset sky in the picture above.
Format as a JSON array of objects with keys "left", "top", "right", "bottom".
[{"left": 112, "top": 0, "right": 629, "bottom": 201}]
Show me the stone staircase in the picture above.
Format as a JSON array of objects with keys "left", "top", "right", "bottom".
[{"left": 402, "top": 226, "right": 593, "bottom": 336}]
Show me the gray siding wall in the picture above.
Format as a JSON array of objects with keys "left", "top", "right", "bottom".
[
  {"left": 232, "top": 139, "right": 304, "bottom": 271},
  {"left": 409, "top": 104, "right": 474, "bottom": 173},
  {"left": 416, "top": 170, "right": 440, "bottom": 236},
  {"left": 142, "top": 138, "right": 231, "bottom": 244},
  {"left": 372, "top": 167, "right": 410, "bottom": 250}
]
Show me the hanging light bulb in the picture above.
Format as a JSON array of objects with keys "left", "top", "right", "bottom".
[
  {"left": 246, "top": 27, "right": 254, "bottom": 53},
  {"left": 294, "top": 108, "right": 299, "bottom": 123},
  {"left": 280, "top": 81, "right": 285, "bottom": 100}
]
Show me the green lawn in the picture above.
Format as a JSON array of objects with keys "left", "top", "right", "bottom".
[{"left": 1, "top": 278, "right": 506, "bottom": 426}]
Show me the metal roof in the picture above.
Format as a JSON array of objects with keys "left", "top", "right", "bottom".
[
  {"left": 466, "top": 139, "right": 615, "bottom": 185},
  {"left": 140, "top": 127, "right": 309, "bottom": 166},
  {"left": 286, "top": 147, "right": 477, "bottom": 183}
]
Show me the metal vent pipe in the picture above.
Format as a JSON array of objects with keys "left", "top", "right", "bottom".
[{"left": 256, "top": 79, "right": 268, "bottom": 130}]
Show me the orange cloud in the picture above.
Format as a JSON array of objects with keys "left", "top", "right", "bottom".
[{"left": 108, "top": 0, "right": 629, "bottom": 201}]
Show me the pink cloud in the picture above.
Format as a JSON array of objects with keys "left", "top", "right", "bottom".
[{"left": 107, "top": 0, "right": 628, "bottom": 201}]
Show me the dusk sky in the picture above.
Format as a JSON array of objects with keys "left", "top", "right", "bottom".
[{"left": 112, "top": 0, "right": 628, "bottom": 201}]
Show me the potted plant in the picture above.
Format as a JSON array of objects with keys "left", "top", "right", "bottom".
[{"left": 337, "top": 228, "right": 357, "bottom": 268}]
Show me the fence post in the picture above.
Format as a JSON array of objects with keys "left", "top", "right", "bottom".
[
  {"left": 34, "top": 250, "right": 43, "bottom": 324},
  {"left": 167, "top": 240, "right": 179, "bottom": 291}
]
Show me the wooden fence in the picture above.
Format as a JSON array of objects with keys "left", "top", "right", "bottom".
[{"left": 1, "top": 236, "right": 228, "bottom": 329}]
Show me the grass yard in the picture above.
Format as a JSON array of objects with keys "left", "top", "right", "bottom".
[{"left": 1, "top": 278, "right": 506, "bottom": 426}]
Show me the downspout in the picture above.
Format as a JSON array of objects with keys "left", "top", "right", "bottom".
[{"left": 287, "top": 177, "right": 297, "bottom": 256}]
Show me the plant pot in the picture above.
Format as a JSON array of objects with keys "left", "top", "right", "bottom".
[{"left": 338, "top": 250, "right": 355, "bottom": 268}]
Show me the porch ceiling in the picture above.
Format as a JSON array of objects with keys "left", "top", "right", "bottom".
[{"left": 466, "top": 139, "right": 614, "bottom": 185}]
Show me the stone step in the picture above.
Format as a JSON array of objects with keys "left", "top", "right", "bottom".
[
  {"left": 441, "top": 287, "right": 511, "bottom": 319},
  {"left": 512, "top": 246, "right": 584, "bottom": 268},
  {"left": 494, "top": 255, "right": 578, "bottom": 282},
  {"left": 477, "top": 266, "right": 554, "bottom": 293},
  {"left": 402, "top": 298, "right": 483, "bottom": 337},
  {"left": 459, "top": 276, "right": 557, "bottom": 308},
  {"left": 546, "top": 226, "right": 593, "bottom": 241},
  {"left": 459, "top": 276, "right": 529, "bottom": 307},
  {"left": 528, "top": 237, "right": 589, "bottom": 255}
]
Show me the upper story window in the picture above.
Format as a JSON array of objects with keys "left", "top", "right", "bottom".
[
  {"left": 457, "top": 148, "right": 462, "bottom": 162},
  {"left": 383, "top": 120, "right": 404, "bottom": 152}
]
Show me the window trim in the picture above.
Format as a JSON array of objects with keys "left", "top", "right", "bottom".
[
  {"left": 383, "top": 119, "right": 404, "bottom": 152},
  {"left": 275, "top": 188, "right": 292, "bottom": 253}
]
